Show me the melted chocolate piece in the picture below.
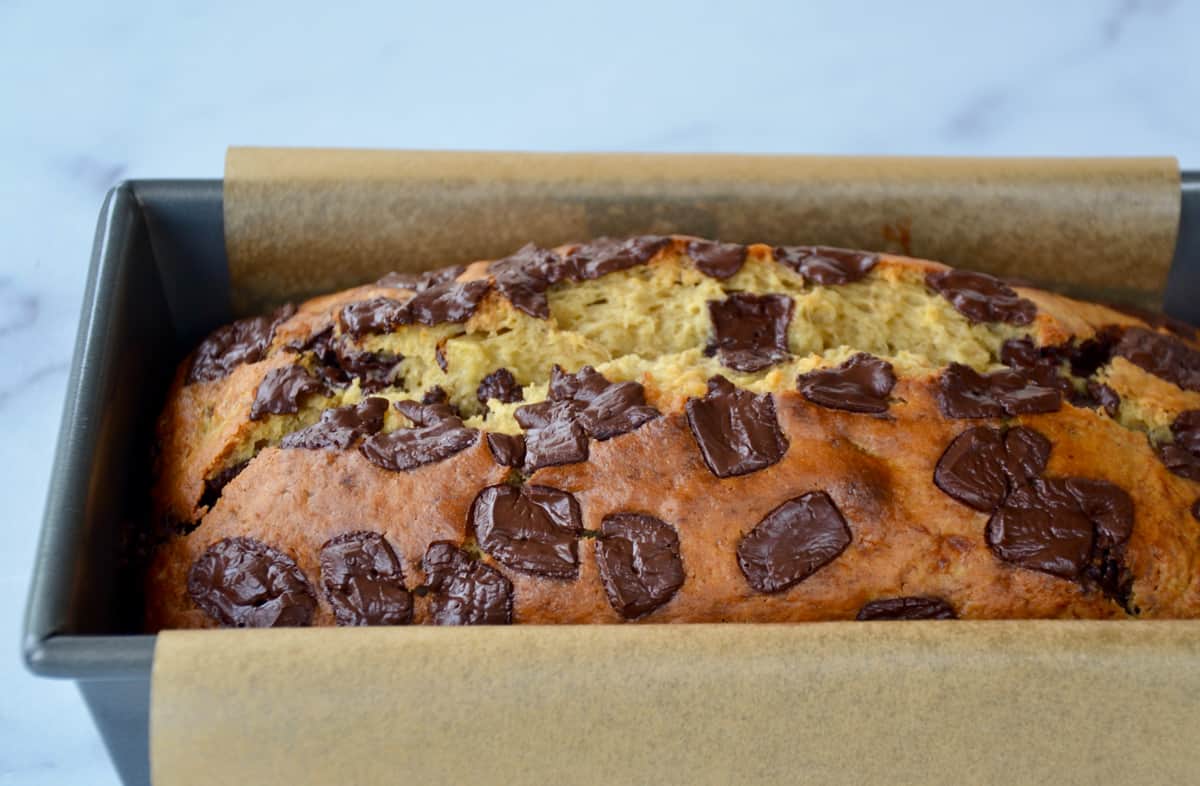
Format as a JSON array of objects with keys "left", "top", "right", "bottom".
[
  {"left": 406, "top": 278, "right": 492, "bottom": 326},
  {"left": 514, "top": 366, "right": 659, "bottom": 472},
  {"left": 936, "top": 363, "right": 1061, "bottom": 418},
  {"left": 420, "top": 386, "right": 456, "bottom": 410},
  {"left": 471, "top": 484, "right": 582, "bottom": 578},
  {"left": 187, "top": 537, "right": 316, "bottom": 627},
  {"left": 1157, "top": 409, "right": 1200, "bottom": 481},
  {"left": 187, "top": 304, "right": 296, "bottom": 384},
  {"left": 999, "top": 337, "right": 1073, "bottom": 397},
  {"left": 796, "top": 353, "right": 896, "bottom": 414},
  {"left": 434, "top": 342, "right": 448, "bottom": 372},
  {"left": 565, "top": 235, "right": 670, "bottom": 280},
  {"left": 319, "top": 531, "right": 412, "bottom": 626},
  {"left": 595, "top": 513, "right": 685, "bottom": 619},
  {"left": 477, "top": 367, "right": 524, "bottom": 405},
  {"left": 926, "top": 269, "right": 1036, "bottom": 325},
  {"left": 986, "top": 479, "right": 1097, "bottom": 580},
  {"left": 1081, "top": 381, "right": 1120, "bottom": 417},
  {"left": 1111, "top": 327, "right": 1200, "bottom": 393},
  {"left": 856, "top": 596, "right": 957, "bottom": 620},
  {"left": 774, "top": 246, "right": 878, "bottom": 285},
  {"left": 333, "top": 346, "right": 404, "bottom": 393},
  {"left": 199, "top": 460, "right": 249, "bottom": 510},
  {"left": 358, "top": 400, "right": 478, "bottom": 472},
  {"left": 737, "top": 492, "right": 852, "bottom": 594},
  {"left": 421, "top": 541, "right": 513, "bottom": 625},
  {"left": 281, "top": 397, "right": 389, "bottom": 450},
  {"left": 486, "top": 432, "right": 526, "bottom": 468},
  {"left": 934, "top": 426, "right": 1050, "bottom": 512},
  {"left": 339, "top": 297, "right": 410, "bottom": 338},
  {"left": 685, "top": 376, "right": 789, "bottom": 478},
  {"left": 377, "top": 265, "right": 464, "bottom": 291},
  {"left": 249, "top": 365, "right": 329, "bottom": 421},
  {"left": 489, "top": 244, "right": 568, "bottom": 319},
  {"left": 707, "top": 293, "right": 793, "bottom": 372},
  {"left": 687, "top": 239, "right": 747, "bottom": 279}
]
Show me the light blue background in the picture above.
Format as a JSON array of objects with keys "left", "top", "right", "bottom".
[{"left": 2, "top": 1, "right": 1198, "bottom": 782}]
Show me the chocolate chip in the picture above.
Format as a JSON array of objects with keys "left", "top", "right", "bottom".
[
  {"left": 774, "top": 246, "right": 878, "bottom": 285},
  {"left": 471, "top": 484, "right": 582, "bottom": 578},
  {"left": 186, "top": 304, "right": 296, "bottom": 384},
  {"left": 707, "top": 293, "right": 793, "bottom": 372},
  {"left": 999, "top": 337, "right": 1072, "bottom": 396},
  {"left": 1111, "top": 327, "right": 1200, "bottom": 393},
  {"left": 434, "top": 341, "right": 449, "bottom": 372},
  {"left": 477, "top": 368, "right": 524, "bottom": 405},
  {"left": 338, "top": 297, "right": 410, "bottom": 338},
  {"left": 926, "top": 269, "right": 1036, "bottom": 325},
  {"left": 281, "top": 397, "right": 389, "bottom": 450},
  {"left": 406, "top": 278, "right": 492, "bottom": 326},
  {"left": 986, "top": 479, "right": 1097, "bottom": 580},
  {"left": 1080, "top": 381, "right": 1120, "bottom": 417},
  {"left": 199, "top": 460, "right": 249, "bottom": 510},
  {"left": 595, "top": 513, "right": 685, "bottom": 619},
  {"left": 737, "top": 492, "right": 852, "bottom": 594},
  {"left": 796, "top": 353, "right": 896, "bottom": 414},
  {"left": 687, "top": 239, "right": 747, "bottom": 279},
  {"left": 514, "top": 366, "right": 659, "bottom": 472},
  {"left": 489, "top": 244, "right": 568, "bottom": 319},
  {"left": 934, "top": 426, "right": 1050, "bottom": 512},
  {"left": 331, "top": 346, "right": 404, "bottom": 393},
  {"left": 856, "top": 596, "right": 957, "bottom": 620},
  {"left": 565, "top": 235, "right": 670, "bottom": 280},
  {"left": 685, "top": 376, "right": 789, "bottom": 478},
  {"left": 249, "top": 365, "right": 329, "bottom": 421},
  {"left": 319, "top": 531, "right": 412, "bottom": 626},
  {"left": 486, "top": 432, "right": 526, "bottom": 468},
  {"left": 358, "top": 400, "right": 478, "bottom": 472},
  {"left": 936, "top": 363, "right": 1061, "bottom": 418},
  {"left": 377, "top": 265, "right": 464, "bottom": 291},
  {"left": 421, "top": 541, "right": 513, "bottom": 625},
  {"left": 420, "top": 386, "right": 453, "bottom": 408},
  {"left": 1157, "top": 409, "right": 1200, "bottom": 480},
  {"left": 187, "top": 537, "right": 316, "bottom": 627}
]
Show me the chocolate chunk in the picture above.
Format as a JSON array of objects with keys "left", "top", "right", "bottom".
[
  {"left": 489, "top": 244, "right": 568, "bottom": 319},
  {"left": 486, "top": 432, "right": 526, "bottom": 468},
  {"left": 595, "top": 513, "right": 685, "bottom": 619},
  {"left": 565, "top": 235, "right": 670, "bottom": 280},
  {"left": 359, "top": 400, "right": 478, "bottom": 472},
  {"left": 1104, "top": 301, "right": 1198, "bottom": 342},
  {"left": 477, "top": 367, "right": 524, "bottom": 405},
  {"left": 936, "top": 363, "right": 1062, "bottom": 418},
  {"left": 999, "top": 337, "right": 1072, "bottom": 396},
  {"left": 514, "top": 399, "right": 590, "bottom": 470},
  {"left": 187, "top": 537, "right": 316, "bottom": 628},
  {"left": 471, "top": 484, "right": 582, "bottom": 578},
  {"left": 707, "top": 293, "right": 793, "bottom": 372},
  {"left": 199, "top": 460, "right": 249, "bottom": 510},
  {"left": 796, "top": 353, "right": 896, "bottom": 414},
  {"left": 737, "top": 492, "right": 852, "bottom": 594},
  {"left": 434, "top": 341, "right": 449, "bottom": 372},
  {"left": 187, "top": 304, "right": 296, "bottom": 384},
  {"left": 281, "top": 397, "right": 389, "bottom": 450},
  {"left": 338, "top": 297, "right": 410, "bottom": 338},
  {"left": 319, "top": 531, "right": 412, "bottom": 626},
  {"left": 986, "top": 479, "right": 1097, "bottom": 580},
  {"left": 249, "top": 365, "right": 329, "bottom": 421},
  {"left": 687, "top": 239, "right": 747, "bottom": 279},
  {"left": 1111, "top": 326, "right": 1200, "bottom": 393},
  {"left": 856, "top": 597, "right": 957, "bottom": 620},
  {"left": 421, "top": 541, "right": 513, "bottom": 625},
  {"left": 926, "top": 269, "right": 1036, "bottom": 325},
  {"left": 934, "top": 426, "right": 1051, "bottom": 512},
  {"left": 406, "top": 278, "right": 492, "bottom": 326},
  {"left": 685, "top": 376, "right": 789, "bottom": 478},
  {"left": 377, "top": 265, "right": 464, "bottom": 291},
  {"left": 1079, "top": 381, "right": 1120, "bottom": 417},
  {"left": 1157, "top": 409, "right": 1200, "bottom": 480},
  {"left": 774, "top": 246, "right": 878, "bottom": 285},
  {"left": 332, "top": 346, "right": 404, "bottom": 393}
]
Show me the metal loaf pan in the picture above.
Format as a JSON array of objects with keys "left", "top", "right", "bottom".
[{"left": 23, "top": 174, "right": 1200, "bottom": 786}]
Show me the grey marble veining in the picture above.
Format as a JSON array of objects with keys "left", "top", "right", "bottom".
[{"left": 1, "top": 0, "right": 1198, "bottom": 782}]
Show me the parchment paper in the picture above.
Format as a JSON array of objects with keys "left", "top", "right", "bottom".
[
  {"left": 153, "top": 622, "right": 1200, "bottom": 785},
  {"left": 224, "top": 148, "right": 1180, "bottom": 314}
]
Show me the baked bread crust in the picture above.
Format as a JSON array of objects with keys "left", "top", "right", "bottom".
[{"left": 146, "top": 237, "right": 1200, "bottom": 628}]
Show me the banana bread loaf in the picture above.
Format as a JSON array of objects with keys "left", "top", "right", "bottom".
[{"left": 146, "top": 236, "right": 1200, "bottom": 628}]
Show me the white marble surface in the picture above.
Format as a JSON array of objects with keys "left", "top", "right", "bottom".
[{"left": 2, "top": 0, "right": 1199, "bottom": 782}]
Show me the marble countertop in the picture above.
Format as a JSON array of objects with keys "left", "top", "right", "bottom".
[{"left": 2, "top": 1, "right": 1198, "bottom": 782}]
